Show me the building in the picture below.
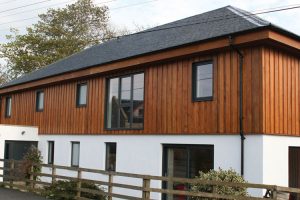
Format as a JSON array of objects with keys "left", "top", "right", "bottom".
[{"left": 0, "top": 5, "right": 300, "bottom": 199}]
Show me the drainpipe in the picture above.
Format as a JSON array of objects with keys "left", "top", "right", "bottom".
[{"left": 228, "top": 36, "right": 246, "bottom": 176}]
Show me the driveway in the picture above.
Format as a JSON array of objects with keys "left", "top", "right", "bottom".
[{"left": 0, "top": 188, "right": 46, "bottom": 200}]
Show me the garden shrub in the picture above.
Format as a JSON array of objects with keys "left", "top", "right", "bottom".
[
  {"left": 42, "top": 180, "right": 106, "bottom": 200},
  {"left": 190, "top": 168, "right": 248, "bottom": 200}
]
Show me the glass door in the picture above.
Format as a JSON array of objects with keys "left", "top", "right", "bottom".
[{"left": 162, "top": 144, "right": 214, "bottom": 200}]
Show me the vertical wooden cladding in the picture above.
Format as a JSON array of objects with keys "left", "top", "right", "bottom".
[
  {"left": 0, "top": 47, "right": 264, "bottom": 135},
  {"left": 262, "top": 46, "right": 300, "bottom": 136}
]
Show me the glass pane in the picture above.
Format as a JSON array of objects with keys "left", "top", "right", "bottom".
[
  {"left": 166, "top": 148, "right": 188, "bottom": 200},
  {"left": 197, "top": 64, "right": 212, "bottom": 80},
  {"left": 121, "top": 77, "right": 131, "bottom": 104},
  {"left": 6, "top": 97, "right": 11, "bottom": 116},
  {"left": 106, "top": 143, "right": 116, "bottom": 171},
  {"left": 189, "top": 147, "right": 214, "bottom": 178},
  {"left": 196, "top": 63, "right": 213, "bottom": 98},
  {"left": 78, "top": 84, "right": 87, "bottom": 105},
  {"left": 37, "top": 92, "right": 44, "bottom": 110},
  {"left": 48, "top": 142, "right": 54, "bottom": 164},
  {"left": 132, "top": 73, "right": 144, "bottom": 128},
  {"left": 120, "top": 105, "right": 131, "bottom": 128},
  {"left": 196, "top": 78, "right": 212, "bottom": 98},
  {"left": 71, "top": 143, "right": 80, "bottom": 166},
  {"left": 107, "top": 78, "right": 119, "bottom": 128}
]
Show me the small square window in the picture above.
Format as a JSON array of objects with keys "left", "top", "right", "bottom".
[
  {"left": 5, "top": 96, "right": 12, "bottom": 118},
  {"left": 192, "top": 61, "right": 213, "bottom": 101},
  {"left": 105, "top": 143, "right": 116, "bottom": 171},
  {"left": 48, "top": 141, "right": 54, "bottom": 164},
  {"left": 36, "top": 91, "right": 44, "bottom": 112},
  {"left": 71, "top": 142, "right": 80, "bottom": 167},
  {"left": 76, "top": 83, "right": 87, "bottom": 107}
]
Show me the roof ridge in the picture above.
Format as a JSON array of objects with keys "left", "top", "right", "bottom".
[{"left": 226, "top": 6, "right": 270, "bottom": 26}]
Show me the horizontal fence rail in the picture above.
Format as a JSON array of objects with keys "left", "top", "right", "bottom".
[{"left": 0, "top": 158, "right": 300, "bottom": 200}]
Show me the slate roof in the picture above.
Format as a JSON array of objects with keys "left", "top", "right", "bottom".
[{"left": 1, "top": 5, "right": 298, "bottom": 88}]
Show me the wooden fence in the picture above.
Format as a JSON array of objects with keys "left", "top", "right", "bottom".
[{"left": 0, "top": 158, "right": 300, "bottom": 200}]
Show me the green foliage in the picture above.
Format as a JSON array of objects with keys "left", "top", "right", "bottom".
[
  {"left": 190, "top": 168, "right": 248, "bottom": 200},
  {"left": 21, "top": 145, "right": 43, "bottom": 180},
  {"left": 0, "top": 0, "right": 117, "bottom": 79},
  {"left": 42, "top": 180, "right": 106, "bottom": 200}
]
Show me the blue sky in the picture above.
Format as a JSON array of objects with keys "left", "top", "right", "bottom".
[{"left": 0, "top": 0, "right": 300, "bottom": 44}]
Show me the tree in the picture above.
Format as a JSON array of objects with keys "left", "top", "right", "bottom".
[{"left": 0, "top": 0, "right": 117, "bottom": 80}]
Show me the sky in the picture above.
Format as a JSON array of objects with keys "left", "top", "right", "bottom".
[{"left": 0, "top": 0, "right": 300, "bottom": 46}]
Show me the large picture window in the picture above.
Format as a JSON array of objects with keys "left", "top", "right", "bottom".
[
  {"left": 192, "top": 61, "right": 213, "bottom": 101},
  {"left": 106, "top": 72, "right": 144, "bottom": 129}
]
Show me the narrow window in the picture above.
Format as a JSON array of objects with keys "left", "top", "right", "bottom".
[
  {"left": 192, "top": 61, "right": 213, "bottom": 101},
  {"left": 106, "top": 72, "right": 144, "bottom": 129},
  {"left": 5, "top": 96, "right": 12, "bottom": 118},
  {"left": 36, "top": 91, "right": 44, "bottom": 112},
  {"left": 48, "top": 141, "right": 54, "bottom": 164},
  {"left": 71, "top": 142, "right": 80, "bottom": 167},
  {"left": 76, "top": 83, "right": 87, "bottom": 107},
  {"left": 105, "top": 143, "right": 116, "bottom": 171}
]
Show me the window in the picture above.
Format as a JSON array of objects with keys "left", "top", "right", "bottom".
[
  {"left": 192, "top": 61, "right": 213, "bottom": 101},
  {"left": 36, "top": 91, "right": 44, "bottom": 112},
  {"left": 5, "top": 96, "right": 12, "bottom": 117},
  {"left": 105, "top": 143, "right": 116, "bottom": 171},
  {"left": 106, "top": 73, "right": 144, "bottom": 129},
  {"left": 162, "top": 144, "right": 214, "bottom": 200},
  {"left": 76, "top": 83, "right": 87, "bottom": 107},
  {"left": 48, "top": 141, "right": 54, "bottom": 164},
  {"left": 71, "top": 142, "right": 80, "bottom": 167}
]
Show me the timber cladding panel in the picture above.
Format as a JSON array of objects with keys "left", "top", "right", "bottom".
[
  {"left": 262, "top": 46, "right": 300, "bottom": 136},
  {"left": 0, "top": 47, "right": 263, "bottom": 135}
]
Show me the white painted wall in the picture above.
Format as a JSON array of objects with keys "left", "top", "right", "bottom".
[{"left": 0, "top": 124, "right": 39, "bottom": 181}]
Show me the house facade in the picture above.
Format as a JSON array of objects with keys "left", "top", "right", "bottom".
[{"left": 0, "top": 6, "right": 300, "bottom": 199}]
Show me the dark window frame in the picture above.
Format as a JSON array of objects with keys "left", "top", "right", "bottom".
[
  {"left": 5, "top": 96, "right": 12, "bottom": 118},
  {"left": 105, "top": 142, "right": 117, "bottom": 171},
  {"left": 36, "top": 90, "right": 44, "bottom": 112},
  {"left": 105, "top": 71, "right": 145, "bottom": 130},
  {"left": 71, "top": 142, "right": 80, "bottom": 167},
  {"left": 192, "top": 60, "right": 214, "bottom": 102},
  {"left": 48, "top": 141, "right": 54, "bottom": 164},
  {"left": 76, "top": 82, "right": 88, "bottom": 107}
]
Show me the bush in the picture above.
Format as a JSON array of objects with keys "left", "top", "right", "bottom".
[
  {"left": 21, "top": 145, "right": 43, "bottom": 181},
  {"left": 42, "top": 180, "right": 106, "bottom": 200},
  {"left": 190, "top": 168, "right": 248, "bottom": 200}
]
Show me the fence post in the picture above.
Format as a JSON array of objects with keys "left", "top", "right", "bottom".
[
  {"left": 29, "top": 164, "right": 34, "bottom": 191},
  {"left": 142, "top": 178, "right": 151, "bottom": 199},
  {"left": 76, "top": 169, "right": 82, "bottom": 199},
  {"left": 272, "top": 186, "right": 278, "bottom": 200},
  {"left": 108, "top": 174, "right": 113, "bottom": 200},
  {"left": 9, "top": 160, "right": 14, "bottom": 189},
  {"left": 212, "top": 185, "right": 217, "bottom": 200},
  {"left": 51, "top": 165, "right": 56, "bottom": 184}
]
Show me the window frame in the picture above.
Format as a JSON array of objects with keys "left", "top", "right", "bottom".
[
  {"left": 105, "top": 71, "right": 145, "bottom": 130},
  {"left": 105, "top": 142, "right": 117, "bottom": 171},
  {"left": 48, "top": 141, "right": 54, "bottom": 164},
  {"left": 36, "top": 90, "right": 44, "bottom": 112},
  {"left": 71, "top": 142, "right": 80, "bottom": 167},
  {"left": 76, "top": 82, "right": 88, "bottom": 107},
  {"left": 192, "top": 60, "right": 214, "bottom": 102},
  {"left": 5, "top": 96, "right": 12, "bottom": 118}
]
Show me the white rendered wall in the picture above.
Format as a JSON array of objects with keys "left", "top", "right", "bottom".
[
  {"left": 0, "top": 124, "right": 39, "bottom": 181},
  {"left": 37, "top": 134, "right": 300, "bottom": 199}
]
